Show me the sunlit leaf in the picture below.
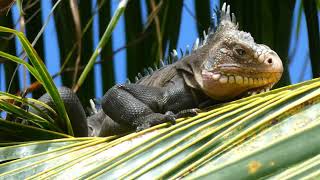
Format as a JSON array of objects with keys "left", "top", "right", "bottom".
[
  {"left": 0, "top": 26, "right": 74, "bottom": 136},
  {"left": 0, "top": 78, "right": 319, "bottom": 179}
]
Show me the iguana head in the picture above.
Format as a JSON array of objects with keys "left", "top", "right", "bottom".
[{"left": 182, "top": 3, "right": 283, "bottom": 101}]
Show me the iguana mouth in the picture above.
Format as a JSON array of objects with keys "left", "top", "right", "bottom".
[
  {"left": 217, "top": 64, "right": 283, "bottom": 74},
  {"left": 245, "top": 83, "right": 275, "bottom": 95},
  {"left": 201, "top": 70, "right": 281, "bottom": 99},
  {"left": 202, "top": 70, "right": 281, "bottom": 86}
]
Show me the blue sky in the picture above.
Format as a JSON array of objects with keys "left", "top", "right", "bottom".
[{"left": 0, "top": 0, "right": 316, "bottom": 98}]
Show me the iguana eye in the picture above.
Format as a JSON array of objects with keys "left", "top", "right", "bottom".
[{"left": 235, "top": 48, "right": 246, "bottom": 56}]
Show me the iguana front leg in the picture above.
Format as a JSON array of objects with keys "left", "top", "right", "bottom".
[{"left": 101, "top": 83, "right": 197, "bottom": 131}]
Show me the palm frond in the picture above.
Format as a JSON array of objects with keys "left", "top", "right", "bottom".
[
  {"left": 0, "top": 26, "right": 74, "bottom": 136},
  {"left": 0, "top": 78, "right": 319, "bottom": 179},
  {"left": 74, "top": 0, "right": 128, "bottom": 92},
  {"left": 0, "top": 119, "right": 71, "bottom": 142},
  {"left": 0, "top": 11, "right": 20, "bottom": 94},
  {"left": 24, "top": 0, "right": 46, "bottom": 98}
]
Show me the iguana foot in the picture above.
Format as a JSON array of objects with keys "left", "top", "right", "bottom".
[
  {"left": 135, "top": 109, "right": 201, "bottom": 132},
  {"left": 175, "top": 108, "right": 201, "bottom": 118},
  {"left": 135, "top": 112, "right": 176, "bottom": 132}
]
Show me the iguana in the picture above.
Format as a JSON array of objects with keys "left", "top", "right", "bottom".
[{"left": 32, "top": 3, "right": 283, "bottom": 137}]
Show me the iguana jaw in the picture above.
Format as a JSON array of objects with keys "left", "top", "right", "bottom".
[
  {"left": 200, "top": 52, "right": 283, "bottom": 100},
  {"left": 201, "top": 70, "right": 281, "bottom": 100}
]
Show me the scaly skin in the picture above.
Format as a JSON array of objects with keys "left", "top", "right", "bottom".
[{"left": 32, "top": 3, "right": 283, "bottom": 137}]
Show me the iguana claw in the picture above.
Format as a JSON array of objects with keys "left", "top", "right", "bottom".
[
  {"left": 135, "top": 112, "right": 176, "bottom": 132},
  {"left": 175, "top": 108, "right": 201, "bottom": 118}
]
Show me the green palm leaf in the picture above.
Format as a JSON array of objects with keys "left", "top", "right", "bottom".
[
  {"left": 24, "top": 0, "right": 46, "bottom": 98},
  {"left": 0, "top": 120, "right": 71, "bottom": 142},
  {"left": 0, "top": 26, "right": 74, "bottom": 136},
  {"left": 0, "top": 11, "right": 20, "bottom": 94},
  {"left": 0, "top": 78, "right": 319, "bottom": 179}
]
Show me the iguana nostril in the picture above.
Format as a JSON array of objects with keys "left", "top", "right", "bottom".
[{"left": 264, "top": 51, "right": 283, "bottom": 73}]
